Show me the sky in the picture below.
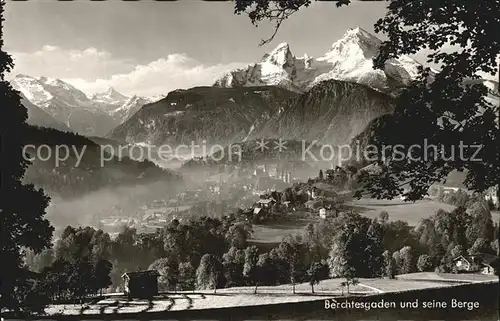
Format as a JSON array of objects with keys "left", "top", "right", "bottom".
[{"left": 4, "top": 1, "right": 496, "bottom": 97}]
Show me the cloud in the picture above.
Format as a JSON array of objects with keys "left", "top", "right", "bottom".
[
  {"left": 64, "top": 54, "right": 247, "bottom": 97},
  {"left": 11, "top": 45, "right": 135, "bottom": 80},
  {"left": 9, "top": 46, "right": 248, "bottom": 97}
]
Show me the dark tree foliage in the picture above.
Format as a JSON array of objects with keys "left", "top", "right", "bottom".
[
  {"left": 196, "top": 254, "right": 223, "bottom": 293},
  {"left": 306, "top": 261, "right": 329, "bottom": 293},
  {"left": 36, "top": 226, "right": 114, "bottom": 300},
  {"left": 360, "top": 0, "right": 500, "bottom": 201},
  {"left": 327, "top": 213, "right": 384, "bottom": 278},
  {"left": 0, "top": 0, "right": 54, "bottom": 315},
  {"left": 222, "top": 247, "right": 246, "bottom": 287}
]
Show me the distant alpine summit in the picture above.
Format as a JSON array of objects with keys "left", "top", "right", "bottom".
[
  {"left": 91, "top": 87, "right": 129, "bottom": 106},
  {"left": 214, "top": 27, "right": 421, "bottom": 93}
]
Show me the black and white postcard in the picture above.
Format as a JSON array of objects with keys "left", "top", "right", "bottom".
[{"left": 1, "top": 0, "right": 499, "bottom": 320}]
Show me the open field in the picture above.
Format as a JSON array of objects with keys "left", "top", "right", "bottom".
[
  {"left": 41, "top": 274, "right": 495, "bottom": 317},
  {"left": 395, "top": 272, "right": 498, "bottom": 283},
  {"left": 345, "top": 198, "right": 457, "bottom": 226},
  {"left": 248, "top": 196, "right": 500, "bottom": 246},
  {"left": 347, "top": 197, "right": 500, "bottom": 226},
  {"left": 249, "top": 218, "right": 316, "bottom": 244},
  {"left": 249, "top": 198, "right": 459, "bottom": 244}
]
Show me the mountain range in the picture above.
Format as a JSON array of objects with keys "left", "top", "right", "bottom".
[
  {"left": 109, "top": 28, "right": 405, "bottom": 147},
  {"left": 19, "top": 91, "right": 73, "bottom": 132},
  {"left": 13, "top": 27, "right": 498, "bottom": 152},
  {"left": 108, "top": 85, "right": 296, "bottom": 146},
  {"left": 10, "top": 75, "right": 161, "bottom": 136},
  {"left": 214, "top": 27, "right": 421, "bottom": 95}
]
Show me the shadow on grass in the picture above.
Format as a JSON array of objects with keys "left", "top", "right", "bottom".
[
  {"left": 183, "top": 293, "right": 193, "bottom": 310},
  {"left": 144, "top": 300, "right": 155, "bottom": 313},
  {"left": 210, "top": 291, "right": 343, "bottom": 297}
]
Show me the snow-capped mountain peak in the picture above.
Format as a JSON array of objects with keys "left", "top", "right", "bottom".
[
  {"left": 9, "top": 73, "right": 158, "bottom": 135},
  {"left": 323, "top": 27, "right": 381, "bottom": 61},
  {"left": 91, "top": 86, "right": 129, "bottom": 105},
  {"left": 214, "top": 27, "right": 420, "bottom": 93},
  {"left": 11, "top": 74, "right": 55, "bottom": 104},
  {"left": 11, "top": 74, "right": 93, "bottom": 108},
  {"left": 262, "top": 42, "right": 294, "bottom": 67}
]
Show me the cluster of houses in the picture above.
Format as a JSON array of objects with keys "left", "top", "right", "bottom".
[
  {"left": 98, "top": 200, "right": 194, "bottom": 234},
  {"left": 98, "top": 216, "right": 139, "bottom": 233},
  {"left": 247, "top": 180, "right": 343, "bottom": 221}
]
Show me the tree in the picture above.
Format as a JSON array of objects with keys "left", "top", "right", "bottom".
[
  {"left": 399, "top": 246, "right": 415, "bottom": 274},
  {"left": 436, "top": 187, "right": 445, "bottom": 202},
  {"left": 434, "top": 207, "right": 470, "bottom": 249},
  {"left": 372, "top": 5, "right": 500, "bottom": 201},
  {"left": 92, "top": 259, "right": 112, "bottom": 296},
  {"left": 24, "top": 248, "right": 54, "bottom": 273},
  {"left": 196, "top": 254, "right": 222, "bottom": 293},
  {"left": 256, "top": 253, "right": 276, "bottom": 288},
  {"left": 382, "top": 220, "right": 418, "bottom": 254},
  {"left": 378, "top": 211, "right": 389, "bottom": 225},
  {"left": 469, "top": 238, "right": 495, "bottom": 255},
  {"left": 467, "top": 201, "right": 494, "bottom": 244},
  {"left": 55, "top": 226, "right": 112, "bottom": 262},
  {"left": 449, "top": 244, "right": 465, "bottom": 258},
  {"left": 277, "top": 236, "right": 308, "bottom": 294},
  {"left": 340, "top": 277, "right": 359, "bottom": 296},
  {"left": 416, "top": 218, "right": 439, "bottom": 251},
  {"left": 225, "top": 224, "right": 250, "bottom": 249},
  {"left": 36, "top": 259, "right": 69, "bottom": 301},
  {"left": 178, "top": 261, "right": 196, "bottom": 291},
  {"left": 306, "top": 262, "right": 328, "bottom": 293},
  {"left": 222, "top": 247, "right": 245, "bottom": 287},
  {"left": 243, "top": 246, "right": 260, "bottom": 293},
  {"left": 66, "top": 256, "right": 95, "bottom": 302},
  {"left": 268, "top": 247, "right": 292, "bottom": 285},
  {"left": 366, "top": 219, "right": 385, "bottom": 277},
  {"left": 382, "top": 250, "right": 396, "bottom": 279},
  {"left": 148, "top": 257, "right": 179, "bottom": 292},
  {"left": 327, "top": 213, "right": 383, "bottom": 278},
  {"left": 0, "top": 0, "right": 54, "bottom": 314},
  {"left": 416, "top": 254, "right": 434, "bottom": 272},
  {"left": 487, "top": 197, "right": 497, "bottom": 211},
  {"left": 492, "top": 240, "right": 499, "bottom": 255},
  {"left": 303, "top": 223, "right": 324, "bottom": 263},
  {"left": 318, "top": 169, "right": 324, "bottom": 180},
  {"left": 392, "top": 251, "right": 402, "bottom": 275}
]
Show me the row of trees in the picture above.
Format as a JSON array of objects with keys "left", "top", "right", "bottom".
[
  {"left": 149, "top": 211, "right": 409, "bottom": 293},
  {"left": 433, "top": 186, "right": 498, "bottom": 211}
]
